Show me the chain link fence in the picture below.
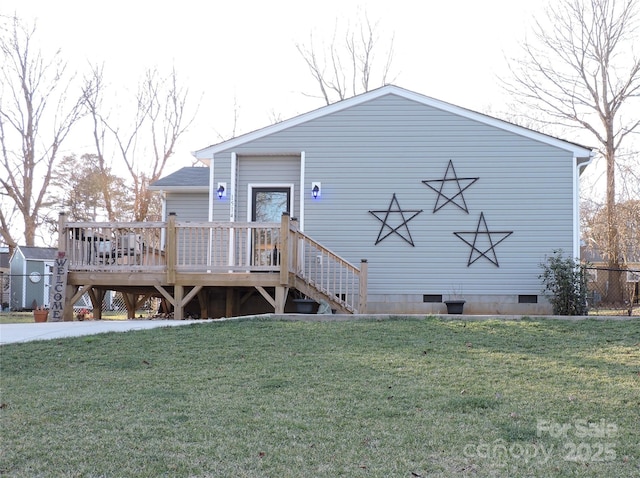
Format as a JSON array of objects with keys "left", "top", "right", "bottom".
[
  {"left": 2, "top": 273, "right": 160, "bottom": 318},
  {"left": 585, "top": 267, "right": 640, "bottom": 316},
  {"left": 73, "top": 292, "right": 161, "bottom": 319}
]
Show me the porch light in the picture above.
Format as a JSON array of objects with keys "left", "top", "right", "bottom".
[
  {"left": 217, "top": 182, "right": 226, "bottom": 199},
  {"left": 312, "top": 182, "right": 321, "bottom": 199}
]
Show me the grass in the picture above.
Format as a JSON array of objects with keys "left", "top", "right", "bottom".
[
  {"left": 1, "top": 316, "right": 639, "bottom": 477},
  {"left": 0, "top": 311, "right": 131, "bottom": 324},
  {"left": 0, "top": 312, "right": 34, "bottom": 324}
]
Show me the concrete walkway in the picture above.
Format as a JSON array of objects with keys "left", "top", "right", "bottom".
[{"left": 0, "top": 319, "right": 214, "bottom": 345}]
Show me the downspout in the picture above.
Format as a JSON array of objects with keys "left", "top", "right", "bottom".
[{"left": 573, "top": 152, "right": 594, "bottom": 259}]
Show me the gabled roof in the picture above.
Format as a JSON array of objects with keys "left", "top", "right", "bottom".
[
  {"left": 193, "top": 84, "right": 594, "bottom": 162},
  {"left": 149, "top": 167, "right": 209, "bottom": 191},
  {"left": 14, "top": 246, "right": 57, "bottom": 261}
]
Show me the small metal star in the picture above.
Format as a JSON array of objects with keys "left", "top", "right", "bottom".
[
  {"left": 422, "top": 160, "right": 479, "bottom": 213},
  {"left": 369, "top": 194, "right": 423, "bottom": 246},
  {"left": 453, "top": 212, "right": 513, "bottom": 267}
]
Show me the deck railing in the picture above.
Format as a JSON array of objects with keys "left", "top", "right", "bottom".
[
  {"left": 286, "top": 218, "right": 366, "bottom": 313},
  {"left": 172, "top": 221, "right": 282, "bottom": 273},
  {"left": 60, "top": 213, "right": 366, "bottom": 313},
  {"left": 62, "top": 221, "right": 166, "bottom": 272}
]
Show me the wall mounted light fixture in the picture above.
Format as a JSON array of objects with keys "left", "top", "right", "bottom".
[
  {"left": 312, "top": 182, "right": 321, "bottom": 199},
  {"left": 217, "top": 182, "right": 227, "bottom": 199}
]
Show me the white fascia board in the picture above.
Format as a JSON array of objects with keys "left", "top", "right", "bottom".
[{"left": 193, "top": 85, "right": 594, "bottom": 160}]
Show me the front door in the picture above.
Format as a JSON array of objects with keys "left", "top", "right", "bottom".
[{"left": 251, "top": 187, "right": 291, "bottom": 266}]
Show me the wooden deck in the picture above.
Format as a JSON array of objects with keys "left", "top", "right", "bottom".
[{"left": 57, "top": 213, "right": 367, "bottom": 320}]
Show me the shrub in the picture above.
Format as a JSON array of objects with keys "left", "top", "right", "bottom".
[{"left": 539, "top": 249, "right": 589, "bottom": 315}]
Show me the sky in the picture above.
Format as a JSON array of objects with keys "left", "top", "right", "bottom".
[
  {"left": 2, "top": 0, "right": 549, "bottom": 166},
  {"left": 6, "top": 0, "right": 618, "bottom": 203}
]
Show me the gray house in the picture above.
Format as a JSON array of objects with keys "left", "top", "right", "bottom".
[
  {"left": 152, "top": 85, "right": 593, "bottom": 315},
  {"left": 9, "top": 246, "right": 57, "bottom": 310}
]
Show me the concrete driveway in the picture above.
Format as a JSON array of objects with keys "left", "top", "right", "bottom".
[{"left": 0, "top": 319, "right": 214, "bottom": 345}]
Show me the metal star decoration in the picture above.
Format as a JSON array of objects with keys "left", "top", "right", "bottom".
[
  {"left": 422, "top": 160, "right": 479, "bottom": 213},
  {"left": 453, "top": 212, "right": 513, "bottom": 267},
  {"left": 369, "top": 193, "right": 423, "bottom": 246}
]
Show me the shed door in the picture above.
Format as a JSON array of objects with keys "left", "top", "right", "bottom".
[{"left": 250, "top": 187, "right": 291, "bottom": 266}]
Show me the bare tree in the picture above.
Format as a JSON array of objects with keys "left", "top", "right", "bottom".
[
  {"left": 0, "top": 15, "right": 85, "bottom": 248},
  {"left": 504, "top": 0, "right": 640, "bottom": 277},
  {"left": 583, "top": 198, "right": 640, "bottom": 262},
  {"left": 297, "top": 14, "right": 395, "bottom": 105},
  {"left": 87, "top": 66, "right": 198, "bottom": 221},
  {"left": 82, "top": 63, "right": 118, "bottom": 221}
]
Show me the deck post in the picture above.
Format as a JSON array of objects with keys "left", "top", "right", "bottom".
[
  {"left": 57, "top": 212, "right": 67, "bottom": 254},
  {"left": 226, "top": 288, "right": 235, "bottom": 318},
  {"left": 279, "top": 212, "right": 290, "bottom": 286},
  {"left": 358, "top": 259, "right": 368, "bottom": 314},
  {"left": 275, "top": 286, "right": 287, "bottom": 314},
  {"left": 290, "top": 216, "right": 300, "bottom": 275},
  {"left": 166, "top": 212, "right": 177, "bottom": 284},
  {"left": 197, "top": 289, "right": 209, "bottom": 319},
  {"left": 174, "top": 285, "right": 184, "bottom": 320}
]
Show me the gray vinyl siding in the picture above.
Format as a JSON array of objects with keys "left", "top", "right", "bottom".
[
  {"left": 165, "top": 193, "right": 210, "bottom": 265},
  {"left": 165, "top": 193, "right": 209, "bottom": 221},
  {"left": 235, "top": 156, "right": 301, "bottom": 221},
  {"left": 210, "top": 93, "right": 577, "bottom": 297}
]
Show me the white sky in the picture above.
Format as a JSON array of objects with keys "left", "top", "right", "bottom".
[{"left": 3, "top": 0, "right": 549, "bottom": 170}]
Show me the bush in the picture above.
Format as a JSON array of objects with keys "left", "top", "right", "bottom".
[{"left": 539, "top": 249, "right": 589, "bottom": 315}]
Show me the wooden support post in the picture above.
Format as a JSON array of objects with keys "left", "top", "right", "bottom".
[
  {"left": 226, "top": 288, "right": 234, "bottom": 318},
  {"left": 275, "top": 286, "right": 287, "bottom": 314},
  {"left": 63, "top": 285, "right": 76, "bottom": 321},
  {"left": 89, "top": 288, "right": 106, "bottom": 320},
  {"left": 358, "top": 259, "right": 368, "bottom": 314},
  {"left": 123, "top": 293, "right": 136, "bottom": 319},
  {"left": 174, "top": 285, "right": 184, "bottom": 320},
  {"left": 166, "top": 212, "right": 177, "bottom": 284},
  {"left": 279, "top": 212, "right": 290, "bottom": 286},
  {"left": 197, "top": 288, "right": 208, "bottom": 319}
]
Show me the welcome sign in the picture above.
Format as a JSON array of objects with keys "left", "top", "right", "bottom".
[{"left": 49, "top": 252, "right": 68, "bottom": 322}]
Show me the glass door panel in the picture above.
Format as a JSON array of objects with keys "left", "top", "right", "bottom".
[{"left": 251, "top": 188, "right": 290, "bottom": 266}]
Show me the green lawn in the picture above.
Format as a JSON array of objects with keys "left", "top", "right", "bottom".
[
  {"left": 1, "top": 317, "right": 638, "bottom": 477},
  {"left": 0, "top": 311, "right": 131, "bottom": 324}
]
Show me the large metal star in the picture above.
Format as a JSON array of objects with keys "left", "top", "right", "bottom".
[
  {"left": 422, "top": 160, "right": 479, "bottom": 213},
  {"left": 453, "top": 212, "right": 513, "bottom": 267},
  {"left": 369, "top": 193, "right": 423, "bottom": 246}
]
